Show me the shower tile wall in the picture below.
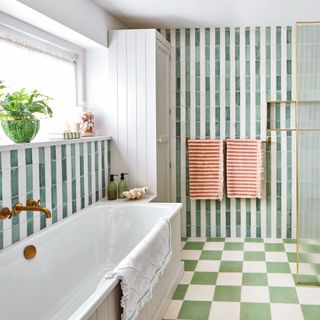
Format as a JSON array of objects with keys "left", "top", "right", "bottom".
[
  {"left": 0, "top": 138, "right": 111, "bottom": 250},
  {"left": 161, "top": 27, "right": 296, "bottom": 239}
]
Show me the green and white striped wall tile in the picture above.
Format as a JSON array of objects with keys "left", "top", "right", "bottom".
[
  {"left": 162, "top": 26, "right": 295, "bottom": 239},
  {"left": 0, "top": 138, "right": 111, "bottom": 250}
]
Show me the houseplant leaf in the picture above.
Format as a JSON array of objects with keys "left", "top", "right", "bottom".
[{"left": 0, "top": 81, "right": 53, "bottom": 142}]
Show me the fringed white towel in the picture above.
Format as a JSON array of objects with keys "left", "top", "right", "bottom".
[
  {"left": 105, "top": 218, "right": 172, "bottom": 320},
  {"left": 188, "top": 139, "right": 224, "bottom": 200},
  {"left": 226, "top": 139, "right": 264, "bottom": 198}
]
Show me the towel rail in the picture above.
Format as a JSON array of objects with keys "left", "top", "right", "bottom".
[{"left": 186, "top": 137, "right": 272, "bottom": 146}]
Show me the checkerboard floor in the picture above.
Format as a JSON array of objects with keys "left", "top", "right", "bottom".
[{"left": 163, "top": 237, "right": 320, "bottom": 320}]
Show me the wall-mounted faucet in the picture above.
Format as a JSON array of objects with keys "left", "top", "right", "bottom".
[{"left": 0, "top": 199, "right": 51, "bottom": 220}]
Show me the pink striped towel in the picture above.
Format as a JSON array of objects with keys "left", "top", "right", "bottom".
[
  {"left": 226, "top": 139, "right": 264, "bottom": 199},
  {"left": 188, "top": 139, "right": 224, "bottom": 200}
]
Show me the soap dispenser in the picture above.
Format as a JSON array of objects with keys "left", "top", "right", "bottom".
[
  {"left": 107, "top": 174, "right": 118, "bottom": 200},
  {"left": 118, "top": 173, "right": 128, "bottom": 199}
]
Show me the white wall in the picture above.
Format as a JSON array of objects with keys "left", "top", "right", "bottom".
[
  {"left": 17, "top": 0, "right": 124, "bottom": 46},
  {"left": 85, "top": 47, "right": 110, "bottom": 135},
  {"left": 0, "top": 0, "right": 126, "bottom": 49}
]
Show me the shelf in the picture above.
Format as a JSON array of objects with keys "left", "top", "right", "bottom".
[
  {"left": 267, "top": 100, "right": 320, "bottom": 105},
  {"left": 266, "top": 101, "right": 296, "bottom": 131},
  {"left": 0, "top": 136, "right": 112, "bottom": 152}
]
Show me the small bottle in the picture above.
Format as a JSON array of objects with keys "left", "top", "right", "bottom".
[
  {"left": 118, "top": 173, "right": 128, "bottom": 199},
  {"left": 107, "top": 174, "right": 118, "bottom": 200}
]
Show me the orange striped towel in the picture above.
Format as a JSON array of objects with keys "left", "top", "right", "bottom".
[
  {"left": 226, "top": 139, "right": 264, "bottom": 199},
  {"left": 188, "top": 139, "right": 224, "bottom": 200}
]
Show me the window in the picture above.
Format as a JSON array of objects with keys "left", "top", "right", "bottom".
[{"left": 0, "top": 15, "right": 85, "bottom": 140}]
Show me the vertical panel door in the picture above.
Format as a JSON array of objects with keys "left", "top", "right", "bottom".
[{"left": 156, "top": 39, "right": 171, "bottom": 202}]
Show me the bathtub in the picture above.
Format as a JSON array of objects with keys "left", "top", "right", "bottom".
[{"left": 0, "top": 201, "right": 183, "bottom": 320}]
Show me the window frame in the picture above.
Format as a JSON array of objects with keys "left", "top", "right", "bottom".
[{"left": 0, "top": 11, "right": 86, "bottom": 107}]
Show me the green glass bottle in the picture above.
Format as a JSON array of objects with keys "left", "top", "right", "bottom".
[
  {"left": 118, "top": 173, "right": 128, "bottom": 199},
  {"left": 107, "top": 174, "right": 118, "bottom": 200}
]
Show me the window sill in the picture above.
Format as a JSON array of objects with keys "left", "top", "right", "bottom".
[{"left": 0, "top": 136, "right": 112, "bottom": 152}]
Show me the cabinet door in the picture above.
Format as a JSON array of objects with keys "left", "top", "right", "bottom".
[{"left": 156, "top": 39, "right": 171, "bottom": 202}]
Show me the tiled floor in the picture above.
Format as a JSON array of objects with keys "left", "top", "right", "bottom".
[{"left": 163, "top": 237, "right": 320, "bottom": 320}]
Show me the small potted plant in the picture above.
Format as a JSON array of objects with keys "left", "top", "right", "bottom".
[{"left": 0, "top": 81, "right": 53, "bottom": 143}]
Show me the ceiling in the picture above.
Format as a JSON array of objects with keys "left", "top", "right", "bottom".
[{"left": 94, "top": 0, "right": 320, "bottom": 28}]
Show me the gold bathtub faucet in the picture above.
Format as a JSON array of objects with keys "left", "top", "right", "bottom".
[{"left": 0, "top": 199, "right": 51, "bottom": 220}]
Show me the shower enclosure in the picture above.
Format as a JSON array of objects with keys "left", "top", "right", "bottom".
[{"left": 296, "top": 22, "right": 320, "bottom": 285}]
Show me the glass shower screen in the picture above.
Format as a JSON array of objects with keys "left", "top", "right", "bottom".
[{"left": 297, "top": 22, "right": 320, "bottom": 285}]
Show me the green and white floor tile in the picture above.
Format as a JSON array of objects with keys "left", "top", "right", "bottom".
[{"left": 163, "top": 237, "right": 320, "bottom": 320}]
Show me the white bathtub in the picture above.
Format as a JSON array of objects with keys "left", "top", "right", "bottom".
[{"left": 0, "top": 201, "right": 183, "bottom": 320}]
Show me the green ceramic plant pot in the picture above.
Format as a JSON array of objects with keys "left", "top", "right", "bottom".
[{"left": 1, "top": 119, "right": 40, "bottom": 143}]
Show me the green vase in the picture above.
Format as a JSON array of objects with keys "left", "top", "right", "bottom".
[{"left": 1, "top": 119, "right": 40, "bottom": 143}]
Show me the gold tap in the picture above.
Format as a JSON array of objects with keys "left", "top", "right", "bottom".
[
  {"left": 0, "top": 199, "right": 51, "bottom": 220},
  {"left": 0, "top": 207, "right": 13, "bottom": 220}
]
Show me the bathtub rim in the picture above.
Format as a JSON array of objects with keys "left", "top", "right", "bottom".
[{"left": 0, "top": 200, "right": 182, "bottom": 256}]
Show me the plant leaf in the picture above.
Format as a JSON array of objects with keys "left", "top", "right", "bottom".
[{"left": 0, "top": 86, "right": 53, "bottom": 120}]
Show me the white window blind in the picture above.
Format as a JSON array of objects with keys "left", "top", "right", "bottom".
[{"left": 0, "top": 36, "right": 78, "bottom": 137}]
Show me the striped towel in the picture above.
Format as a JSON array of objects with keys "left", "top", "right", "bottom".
[
  {"left": 188, "top": 139, "right": 224, "bottom": 200},
  {"left": 226, "top": 139, "right": 264, "bottom": 199}
]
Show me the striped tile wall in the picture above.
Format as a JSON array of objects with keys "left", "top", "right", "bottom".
[
  {"left": 161, "top": 27, "right": 296, "bottom": 239},
  {"left": 0, "top": 138, "right": 111, "bottom": 250}
]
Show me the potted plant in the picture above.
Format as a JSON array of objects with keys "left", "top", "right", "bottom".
[{"left": 0, "top": 81, "right": 53, "bottom": 143}]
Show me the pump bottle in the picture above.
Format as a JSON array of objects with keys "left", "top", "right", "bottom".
[
  {"left": 118, "top": 173, "right": 128, "bottom": 199},
  {"left": 107, "top": 174, "right": 118, "bottom": 200}
]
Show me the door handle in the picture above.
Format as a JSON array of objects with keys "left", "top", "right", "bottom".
[{"left": 157, "top": 136, "right": 169, "bottom": 143}]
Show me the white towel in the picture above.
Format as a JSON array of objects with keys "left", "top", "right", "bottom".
[{"left": 105, "top": 218, "right": 172, "bottom": 320}]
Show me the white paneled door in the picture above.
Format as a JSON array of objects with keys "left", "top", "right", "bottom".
[
  {"left": 109, "top": 29, "right": 171, "bottom": 199},
  {"left": 156, "top": 37, "right": 171, "bottom": 202}
]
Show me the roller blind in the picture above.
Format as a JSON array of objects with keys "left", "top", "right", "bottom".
[{"left": 0, "top": 35, "right": 77, "bottom": 137}]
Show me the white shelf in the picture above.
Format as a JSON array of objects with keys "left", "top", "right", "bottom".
[
  {"left": 0, "top": 136, "right": 112, "bottom": 152},
  {"left": 99, "top": 195, "right": 157, "bottom": 204}
]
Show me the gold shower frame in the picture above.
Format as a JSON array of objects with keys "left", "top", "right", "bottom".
[
  {"left": 265, "top": 22, "right": 320, "bottom": 286},
  {"left": 295, "top": 21, "right": 320, "bottom": 286}
]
